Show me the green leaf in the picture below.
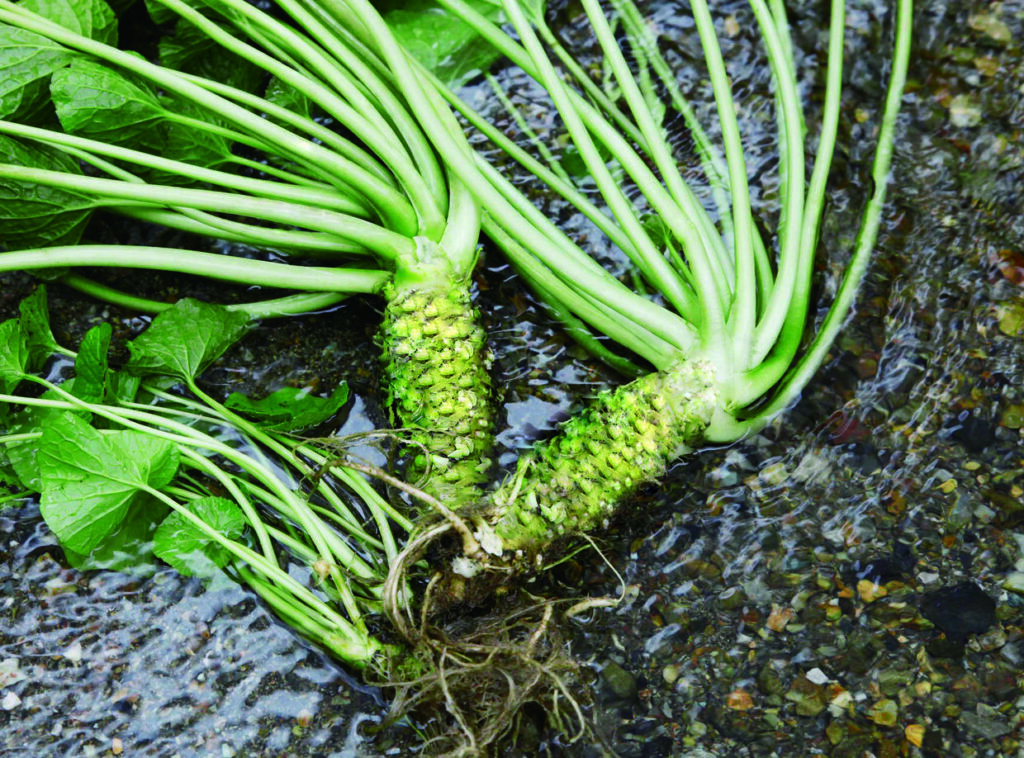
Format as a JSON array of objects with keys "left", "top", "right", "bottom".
[
  {"left": 265, "top": 76, "right": 313, "bottom": 121},
  {"left": 640, "top": 213, "right": 677, "bottom": 255},
  {"left": 18, "top": 285, "right": 61, "bottom": 370},
  {"left": 51, "top": 58, "right": 167, "bottom": 152},
  {"left": 5, "top": 406, "right": 65, "bottom": 492},
  {"left": 0, "top": 24, "right": 77, "bottom": 120},
  {"left": 5, "top": 439, "right": 37, "bottom": 491},
  {"left": 0, "top": 319, "right": 29, "bottom": 394},
  {"left": 0, "top": 133, "right": 95, "bottom": 249},
  {"left": 144, "top": 0, "right": 205, "bottom": 25},
  {"left": 71, "top": 322, "right": 111, "bottom": 404},
  {"left": 37, "top": 413, "right": 179, "bottom": 554},
  {"left": 126, "top": 299, "right": 250, "bottom": 381},
  {"left": 159, "top": 19, "right": 262, "bottom": 94},
  {"left": 153, "top": 496, "right": 244, "bottom": 583},
  {"left": 19, "top": 0, "right": 118, "bottom": 46},
  {"left": 63, "top": 494, "right": 168, "bottom": 572},
  {"left": 145, "top": 97, "right": 232, "bottom": 185},
  {"left": 107, "top": 369, "right": 140, "bottom": 405},
  {"left": 0, "top": 442, "right": 21, "bottom": 486},
  {"left": 225, "top": 382, "right": 349, "bottom": 432},
  {"left": 384, "top": 0, "right": 505, "bottom": 88}
]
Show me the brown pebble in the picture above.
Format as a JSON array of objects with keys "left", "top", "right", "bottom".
[
  {"left": 726, "top": 689, "right": 754, "bottom": 710},
  {"left": 905, "top": 724, "right": 925, "bottom": 747}
]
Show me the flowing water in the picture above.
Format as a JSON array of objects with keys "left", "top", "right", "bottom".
[{"left": 2, "top": 0, "right": 1023, "bottom": 755}]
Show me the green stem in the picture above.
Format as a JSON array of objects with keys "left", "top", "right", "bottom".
[
  {"left": 10, "top": 382, "right": 378, "bottom": 612},
  {"left": 269, "top": 0, "right": 449, "bottom": 231},
  {"left": 184, "top": 380, "right": 394, "bottom": 588},
  {"left": 0, "top": 0, "right": 418, "bottom": 235},
  {"left": 162, "top": 0, "right": 446, "bottom": 238},
  {"left": 0, "top": 121, "right": 365, "bottom": 214},
  {"left": 59, "top": 275, "right": 351, "bottom": 318},
  {"left": 176, "top": 446, "right": 276, "bottom": 560},
  {"left": 176, "top": 72, "right": 391, "bottom": 184},
  {"left": 110, "top": 206, "right": 369, "bottom": 256},
  {"left": 0, "top": 164, "right": 411, "bottom": 259},
  {"left": 723, "top": 0, "right": 912, "bottom": 433},
  {"left": 0, "top": 246, "right": 389, "bottom": 293},
  {"left": 742, "top": 0, "right": 807, "bottom": 371},
  {"left": 500, "top": 0, "right": 694, "bottom": 320}
]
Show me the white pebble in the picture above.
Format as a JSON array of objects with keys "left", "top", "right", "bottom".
[
  {"left": 806, "top": 667, "right": 830, "bottom": 685},
  {"left": 63, "top": 641, "right": 83, "bottom": 665},
  {"left": 2, "top": 691, "right": 21, "bottom": 710}
]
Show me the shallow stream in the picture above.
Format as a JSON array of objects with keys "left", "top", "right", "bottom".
[{"left": 2, "top": 0, "right": 1024, "bottom": 756}]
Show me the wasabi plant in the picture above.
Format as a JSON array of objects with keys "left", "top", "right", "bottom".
[
  {"left": 327, "top": 0, "right": 915, "bottom": 586},
  {"left": 0, "top": 0, "right": 496, "bottom": 504}
]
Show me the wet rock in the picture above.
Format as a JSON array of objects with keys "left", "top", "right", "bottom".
[
  {"left": 600, "top": 660, "right": 637, "bottom": 700},
  {"left": 945, "top": 411, "right": 996, "bottom": 452},
  {"left": 785, "top": 675, "right": 827, "bottom": 717},
  {"left": 1001, "top": 404, "right": 1024, "bottom": 429},
  {"left": 704, "top": 704, "right": 757, "bottom": 743},
  {"left": 968, "top": 10, "right": 1013, "bottom": 43},
  {"left": 851, "top": 544, "right": 915, "bottom": 584},
  {"left": 996, "top": 301, "right": 1024, "bottom": 338},
  {"left": 878, "top": 668, "right": 913, "bottom": 697},
  {"left": 639, "top": 736, "right": 674, "bottom": 757},
  {"left": 756, "top": 665, "right": 784, "bottom": 696},
  {"left": 869, "top": 698, "right": 899, "bottom": 727},
  {"left": 960, "top": 711, "right": 1011, "bottom": 739},
  {"left": 1003, "top": 572, "right": 1024, "bottom": 595},
  {"left": 920, "top": 582, "right": 996, "bottom": 642},
  {"left": 831, "top": 734, "right": 875, "bottom": 758},
  {"left": 844, "top": 631, "right": 883, "bottom": 675}
]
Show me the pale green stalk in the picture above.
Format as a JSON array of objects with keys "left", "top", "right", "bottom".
[
  {"left": 743, "top": 0, "right": 807, "bottom": 373},
  {"left": 499, "top": 0, "right": 696, "bottom": 321},
  {"left": 0, "top": 164, "right": 412, "bottom": 259},
  {"left": 156, "top": 0, "right": 446, "bottom": 238},
  {"left": 0, "top": 120, "right": 368, "bottom": 215},
  {"left": 266, "top": 0, "right": 449, "bottom": 218},
  {"left": 0, "top": 247, "right": 389, "bottom": 293},
  {"left": 0, "top": 0, "right": 417, "bottom": 233},
  {"left": 734, "top": 0, "right": 913, "bottom": 428}
]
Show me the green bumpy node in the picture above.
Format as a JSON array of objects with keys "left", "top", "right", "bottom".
[
  {"left": 381, "top": 273, "right": 494, "bottom": 508},
  {"left": 491, "top": 361, "right": 718, "bottom": 550}
]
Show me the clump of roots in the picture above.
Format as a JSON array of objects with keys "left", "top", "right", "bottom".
[
  {"left": 382, "top": 591, "right": 599, "bottom": 756},
  {"left": 376, "top": 519, "right": 610, "bottom": 755}
]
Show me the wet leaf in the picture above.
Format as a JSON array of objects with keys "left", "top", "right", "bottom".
[
  {"left": 37, "top": 413, "right": 179, "bottom": 554},
  {"left": 127, "top": 299, "right": 250, "bottom": 381},
  {"left": 51, "top": 58, "right": 167, "bottom": 152},
  {"left": 0, "top": 319, "right": 29, "bottom": 394},
  {"left": 383, "top": 0, "right": 505, "bottom": 88},
  {"left": 0, "top": 134, "right": 95, "bottom": 249},
  {"left": 71, "top": 322, "right": 111, "bottom": 404},
  {"left": 63, "top": 495, "right": 168, "bottom": 572},
  {"left": 20, "top": 0, "right": 118, "bottom": 46},
  {"left": 153, "top": 496, "right": 244, "bottom": 583},
  {"left": 17, "top": 285, "right": 61, "bottom": 371},
  {"left": 0, "top": 24, "right": 77, "bottom": 120},
  {"left": 225, "top": 382, "right": 349, "bottom": 432}
]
